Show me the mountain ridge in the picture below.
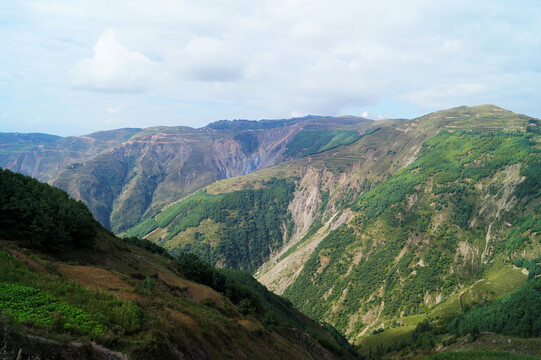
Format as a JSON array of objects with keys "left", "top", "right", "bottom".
[{"left": 0, "top": 115, "right": 375, "bottom": 232}]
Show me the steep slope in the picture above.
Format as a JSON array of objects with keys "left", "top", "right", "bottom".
[
  {"left": 0, "top": 116, "right": 373, "bottom": 233},
  {"left": 0, "top": 168, "right": 357, "bottom": 360},
  {"left": 359, "top": 274, "right": 541, "bottom": 359},
  {"left": 282, "top": 128, "right": 540, "bottom": 339},
  {"left": 127, "top": 105, "right": 541, "bottom": 349}
]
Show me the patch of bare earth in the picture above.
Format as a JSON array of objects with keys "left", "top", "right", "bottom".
[
  {"left": 57, "top": 264, "right": 132, "bottom": 291},
  {"left": 157, "top": 270, "right": 234, "bottom": 313}
]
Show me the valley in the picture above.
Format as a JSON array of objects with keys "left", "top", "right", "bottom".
[{"left": 1, "top": 105, "right": 540, "bottom": 359}]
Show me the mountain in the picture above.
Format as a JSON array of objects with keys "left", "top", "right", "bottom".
[
  {"left": 0, "top": 168, "right": 357, "bottom": 359},
  {"left": 0, "top": 116, "right": 373, "bottom": 233},
  {"left": 124, "top": 105, "right": 541, "bottom": 356},
  {"left": 3, "top": 105, "right": 541, "bottom": 358}
]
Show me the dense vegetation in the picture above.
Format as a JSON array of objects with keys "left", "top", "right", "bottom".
[
  {"left": 127, "top": 179, "right": 295, "bottom": 272},
  {"left": 0, "top": 168, "right": 98, "bottom": 251},
  {"left": 0, "top": 249, "right": 144, "bottom": 340},
  {"left": 284, "top": 130, "right": 362, "bottom": 158},
  {"left": 354, "top": 131, "right": 535, "bottom": 219},
  {"left": 285, "top": 129, "right": 541, "bottom": 336},
  {"left": 0, "top": 282, "right": 103, "bottom": 335},
  {"left": 175, "top": 252, "right": 264, "bottom": 316},
  {"left": 448, "top": 277, "right": 541, "bottom": 337}
]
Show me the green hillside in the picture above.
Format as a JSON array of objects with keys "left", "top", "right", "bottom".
[
  {"left": 448, "top": 276, "right": 541, "bottom": 338},
  {"left": 284, "top": 130, "right": 364, "bottom": 158},
  {"left": 126, "top": 179, "right": 295, "bottom": 272},
  {"left": 0, "top": 168, "right": 98, "bottom": 250},
  {"left": 284, "top": 128, "right": 540, "bottom": 336},
  {"left": 0, "top": 116, "right": 374, "bottom": 234},
  {"left": 0, "top": 133, "right": 61, "bottom": 154}
]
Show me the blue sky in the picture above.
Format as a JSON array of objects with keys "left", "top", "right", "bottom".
[{"left": 1, "top": 1, "right": 541, "bottom": 136}]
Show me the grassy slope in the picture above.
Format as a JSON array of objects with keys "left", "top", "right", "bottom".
[
  {"left": 284, "top": 127, "right": 540, "bottom": 333},
  {"left": 355, "top": 260, "right": 528, "bottom": 354},
  {"left": 0, "top": 167, "right": 357, "bottom": 359},
  {"left": 0, "top": 232, "right": 354, "bottom": 360},
  {"left": 51, "top": 117, "right": 374, "bottom": 234}
]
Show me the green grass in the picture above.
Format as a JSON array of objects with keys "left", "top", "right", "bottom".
[
  {"left": 474, "top": 261, "right": 526, "bottom": 295},
  {"left": 285, "top": 130, "right": 362, "bottom": 157},
  {"left": 0, "top": 282, "right": 103, "bottom": 335},
  {"left": 399, "top": 314, "right": 429, "bottom": 326},
  {"left": 124, "top": 217, "right": 158, "bottom": 238},
  {"left": 430, "top": 261, "right": 527, "bottom": 316},
  {"left": 0, "top": 249, "right": 143, "bottom": 337},
  {"left": 421, "top": 350, "right": 540, "bottom": 360},
  {"left": 357, "top": 325, "right": 416, "bottom": 354}
]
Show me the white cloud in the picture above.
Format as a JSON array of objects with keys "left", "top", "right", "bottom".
[
  {"left": 166, "top": 37, "right": 246, "bottom": 82},
  {"left": 3, "top": 1, "right": 541, "bottom": 135},
  {"left": 69, "top": 29, "right": 157, "bottom": 93}
]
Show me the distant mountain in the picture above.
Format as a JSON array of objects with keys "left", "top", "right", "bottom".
[{"left": 0, "top": 117, "right": 373, "bottom": 232}]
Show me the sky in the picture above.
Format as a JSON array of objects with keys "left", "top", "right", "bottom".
[{"left": 1, "top": 1, "right": 541, "bottom": 136}]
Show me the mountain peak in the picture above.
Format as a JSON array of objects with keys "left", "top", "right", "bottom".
[{"left": 410, "top": 104, "right": 533, "bottom": 132}]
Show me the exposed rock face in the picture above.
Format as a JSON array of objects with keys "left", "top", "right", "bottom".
[
  {"left": 50, "top": 128, "right": 295, "bottom": 232},
  {"left": 287, "top": 167, "right": 323, "bottom": 243}
]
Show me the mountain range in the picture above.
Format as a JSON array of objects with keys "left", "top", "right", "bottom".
[{"left": 1, "top": 104, "right": 540, "bottom": 359}]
